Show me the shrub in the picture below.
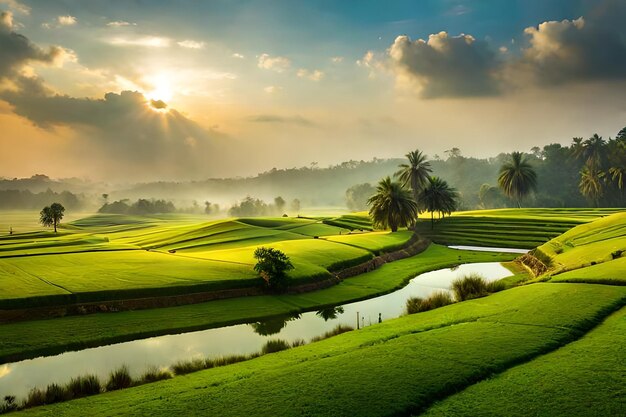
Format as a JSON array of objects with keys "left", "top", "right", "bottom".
[
  {"left": 406, "top": 291, "right": 454, "bottom": 314},
  {"left": 67, "top": 374, "right": 101, "bottom": 398},
  {"left": 452, "top": 273, "right": 489, "bottom": 301},
  {"left": 171, "top": 358, "right": 205, "bottom": 375},
  {"left": 24, "top": 388, "right": 46, "bottom": 408},
  {"left": 291, "top": 339, "right": 306, "bottom": 348},
  {"left": 310, "top": 324, "right": 354, "bottom": 342},
  {"left": 261, "top": 339, "right": 290, "bottom": 354},
  {"left": 106, "top": 366, "right": 133, "bottom": 391},
  {"left": 45, "top": 383, "right": 70, "bottom": 404},
  {"left": 140, "top": 367, "right": 172, "bottom": 383},
  {"left": 253, "top": 247, "right": 294, "bottom": 292},
  {"left": 1, "top": 395, "right": 18, "bottom": 413}
]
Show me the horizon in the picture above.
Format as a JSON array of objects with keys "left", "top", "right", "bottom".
[{"left": 1, "top": 0, "right": 625, "bottom": 181}]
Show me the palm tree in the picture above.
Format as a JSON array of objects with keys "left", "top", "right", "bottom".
[
  {"left": 609, "top": 167, "right": 625, "bottom": 190},
  {"left": 498, "top": 152, "right": 537, "bottom": 208},
  {"left": 579, "top": 163, "right": 605, "bottom": 207},
  {"left": 367, "top": 177, "right": 418, "bottom": 232},
  {"left": 394, "top": 150, "right": 432, "bottom": 209},
  {"left": 419, "top": 176, "right": 458, "bottom": 229}
]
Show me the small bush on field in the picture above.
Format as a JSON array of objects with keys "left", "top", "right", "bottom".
[
  {"left": 406, "top": 291, "right": 454, "bottom": 314},
  {"left": 261, "top": 339, "right": 290, "bottom": 354},
  {"left": 172, "top": 358, "right": 205, "bottom": 375},
  {"left": 67, "top": 375, "right": 101, "bottom": 398},
  {"left": 452, "top": 273, "right": 489, "bottom": 301},
  {"left": 106, "top": 366, "right": 133, "bottom": 391},
  {"left": 310, "top": 324, "right": 354, "bottom": 342},
  {"left": 140, "top": 367, "right": 172, "bottom": 383}
]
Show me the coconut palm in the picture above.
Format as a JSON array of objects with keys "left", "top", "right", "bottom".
[
  {"left": 367, "top": 177, "right": 418, "bottom": 232},
  {"left": 497, "top": 152, "right": 537, "bottom": 208},
  {"left": 419, "top": 176, "right": 458, "bottom": 229},
  {"left": 394, "top": 150, "right": 432, "bottom": 209},
  {"left": 609, "top": 166, "right": 625, "bottom": 190},
  {"left": 579, "top": 163, "right": 605, "bottom": 207}
]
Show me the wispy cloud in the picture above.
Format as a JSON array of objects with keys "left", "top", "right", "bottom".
[
  {"left": 177, "top": 39, "right": 205, "bottom": 49},
  {"left": 0, "top": 0, "right": 30, "bottom": 15},
  {"left": 297, "top": 68, "right": 324, "bottom": 81},
  {"left": 106, "top": 20, "right": 136, "bottom": 27},
  {"left": 248, "top": 114, "right": 316, "bottom": 127},
  {"left": 57, "top": 15, "right": 77, "bottom": 26},
  {"left": 258, "top": 53, "right": 291, "bottom": 72},
  {"left": 232, "top": 53, "right": 245, "bottom": 59},
  {"left": 107, "top": 36, "right": 171, "bottom": 48},
  {"left": 263, "top": 85, "right": 282, "bottom": 94}
]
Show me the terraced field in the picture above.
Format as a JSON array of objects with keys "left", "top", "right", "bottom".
[
  {"left": 414, "top": 208, "right": 621, "bottom": 248},
  {"left": 0, "top": 213, "right": 411, "bottom": 309}
]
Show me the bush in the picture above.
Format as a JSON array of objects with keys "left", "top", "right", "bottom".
[
  {"left": 310, "top": 324, "right": 354, "bottom": 342},
  {"left": 24, "top": 388, "right": 46, "bottom": 408},
  {"left": 291, "top": 339, "right": 306, "bottom": 348},
  {"left": 106, "top": 366, "right": 133, "bottom": 391},
  {"left": 140, "top": 367, "right": 172, "bottom": 383},
  {"left": 45, "top": 383, "right": 70, "bottom": 404},
  {"left": 452, "top": 273, "right": 489, "bottom": 301},
  {"left": 1, "top": 395, "right": 18, "bottom": 413},
  {"left": 253, "top": 247, "right": 294, "bottom": 292},
  {"left": 67, "top": 374, "right": 101, "bottom": 398},
  {"left": 261, "top": 339, "right": 290, "bottom": 354},
  {"left": 172, "top": 358, "right": 205, "bottom": 375},
  {"left": 406, "top": 291, "right": 454, "bottom": 314}
]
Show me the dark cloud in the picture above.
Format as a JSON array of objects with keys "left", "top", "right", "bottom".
[
  {"left": 248, "top": 114, "right": 316, "bottom": 127},
  {"left": 519, "top": 7, "right": 626, "bottom": 85},
  {"left": 0, "top": 11, "right": 65, "bottom": 78},
  {"left": 387, "top": 32, "right": 501, "bottom": 98}
]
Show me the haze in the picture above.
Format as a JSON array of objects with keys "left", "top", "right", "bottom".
[{"left": 1, "top": 0, "right": 625, "bottom": 181}]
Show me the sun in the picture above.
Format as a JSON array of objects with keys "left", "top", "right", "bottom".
[{"left": 145, "top": 74, "right": 173, "bottom": 103}]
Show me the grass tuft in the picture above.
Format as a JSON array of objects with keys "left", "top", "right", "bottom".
[
  {"left": 310, "top": 324, "right": 354, "bottom": 343},
  {"left": 261, "top": 339, "right": 290, "bottom": 354},
  {"left": 140, "top": 367, "right": 172, "bottom": 384},
  {"left": 406, "top": 291, "right": 454, "bottom": 314},
  {"left": 452, "top": 273, "right": 489, "bottom": 301},
  {"left": 106, "top": 366, "right": 133, "bottom": 391},
  {"left": 172, "top": 358, "right": 206, "bottom": 375},
  {"left": 67, "top": 374, "right": 101, "bottom": 398}
]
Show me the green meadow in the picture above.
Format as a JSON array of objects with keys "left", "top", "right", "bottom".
[{"left": 1, "top": 208, "right": 624, "bottom": 416}]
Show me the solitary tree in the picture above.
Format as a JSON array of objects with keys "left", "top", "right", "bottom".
[
  {"left": 40, "top": 202, "right": 65, "bottom": 233},
  {"left": 253, "top": 247, "right": 294, "bottom": 292},
  {"left": 367, "top": 177, "right": 418, "bottom": 232},
  {"left": 394, "top": 150, "right": 432, "bottom": 210},
  {"left": 274, "top": 196, "right": 286, "bottom": 213},
  {"left": 498, "top": 152, "right": 537, "bottom": 207},
  {"left": 419, "top": 176, "right": 459, "bottom": 229}
]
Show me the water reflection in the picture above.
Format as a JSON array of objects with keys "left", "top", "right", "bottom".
[
  {"left": 0, "top": 262, "right": 512, "bottom": 399},
  {"left": 250, "top": 313, "right": 301, "bottom": 336},
  {"left": 316, "top": 306, "right": 345, "bottom": 321}
]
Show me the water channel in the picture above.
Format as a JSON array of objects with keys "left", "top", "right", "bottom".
[{"left": 0, "top": 260, "right": 515, "bottom": 399}]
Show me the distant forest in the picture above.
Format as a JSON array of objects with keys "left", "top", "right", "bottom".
[{"left": 1, "top": 128, "right": 624, "bottom": 212}]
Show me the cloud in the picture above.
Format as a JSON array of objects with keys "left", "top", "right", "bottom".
[
  {"left": 0, "top": 0, "right": 30, "bottom": 15},
  {"left": 248, "top": 114, "right": 316, "bottom": 127},
  {"left": 232, "top": 53, "right": 245, "bottom": 59},
  {"left": 177, "top": 39, "right": 205, "bottom": 49},
  {"left": 0, "top": 14, "right": 67, "bottom": 79},
  {"left": 519, "top": 15, "right": 626, "bottom": 84},
  {"left": 107, "top": 36, "right": 171, "bottom": 48},
  {"left": 57, "top": 15, "right": 77, "bottom": 26},
  {"left": 296, "top": 68, "right": 324, "bottom": 81},
  {"left": 263, "top": 85, "right": 282, "bottom": 94},
  {"left": 387, "top": 32, "right": 500, "bottom": 98},
  {"left": 257, "top": 53, "right": 291, "bottom": 72},
  {"left": 446, "top": 5, "right": 471, "bottom": 16},
  {"left": 331, "top": 56, "right": 343, "bottom": 63},
  {"left": 106, "top": 20, "right": 136, "bottom": 27}
]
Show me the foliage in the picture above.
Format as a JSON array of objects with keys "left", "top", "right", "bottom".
[
  {"left": 367, "top": 177, "right": 418, "bottom": 232},
  {"left": 405, "top": 291, "right": 454, "bottom": 314},
  {"left": 261, "top": 339, "right": 291, "bottom": 354},
  {"left": 498, "top": 152, "right": 537, "bottom": 207},
  {"left": 106, "top": 366, "right": 133, "bottom": 391},
  {"left": 253, "top": 247, "right": 294, "bottom": 291},
  {"left": 39, "top": 202, "right": 65, "bottom": 233},
  {"left": 310, "top": 324, "right": 354, "bottom": 342},
  {"left": 419, "top": 176, "right": 458, "bottom": 229},
  {"left": 345, "top": 183, "right": 375, "bottom": 211},
  {"left": 0, "top": 189, "right": 83, "bottom": 210},
  {"left": 67, "top": 375, "right": 102, "bottom": 398},
  {"left": 451, "top": 273, "right": 490, "bottom": 301},
  {"left": 579, "top": 162, "right": 605, "bottom": 207},
  {"left": 99, "top": 198, "right": 176, "bottom": 215},
  {"left": 140, "top": 367, "right": 172, "bottom": 383},
  {"left": 394, "top": 149, "right": 433, "bottom": 212}
]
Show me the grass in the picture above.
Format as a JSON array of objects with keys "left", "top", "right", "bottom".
[
  {"left": 532, "top": 212, "right": 626, "bottom": 282},
  {"left": 405, "top": 291, "right": 454, "bottom": 314},
  {"left": 16, "top": 283, "right": 626, "bottom": 416},
  {"left": 414, "top": 208, "right": 620, "bottom": 249},
  {"left": 0, "top": 244, "right": 517, "bottom": 363},
  {"left": 0, "top": 212, "right": 421, "bottom": 308},
  {"left": 421, "top": 307, "right": 626, "bottom": 417}
]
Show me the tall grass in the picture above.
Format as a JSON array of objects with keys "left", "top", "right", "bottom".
[
  {"left": 261, "top": 339, "right": 290, "bottom": 354},
  {"left": 140, "top": 367, "right": 172, "bottom": 383},
  {"left": 106, "top": 366, "right": 133, "bottom": 391},
  {"left": 452, "top": 273, "right": 507, "bottom": 302},
  {"left": 405, "top": 291, "right": 454, "bottom": 314},
  {"left": 310, "top": 324, "right": 354, "bottom": 342}
]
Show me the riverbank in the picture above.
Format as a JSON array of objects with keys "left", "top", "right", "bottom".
[{"left": 0, "top": 245, "right": 516, "bottom": 363}]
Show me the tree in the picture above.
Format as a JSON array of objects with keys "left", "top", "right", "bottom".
[
  {"left": 291, "top": 198, "right": 301, "bottom": 213},
  {"left": 419, "top": 176, "right": 458, "bottom": 229},
  {"left": 367, "top": 177, "right": 418, "bottom": 232},
  {"left": 253, "top": 247, "right": 294, "bottom": 292},
  {"left": 40, "top": 202, "right": 65, "bottom": 233},
  {"left": 274, "top": 196, "right": 286, "bottom": 213},
  {"left": 394, "top": 150, "right": 432, "bottom": 209},
  {"left": 498, "top": 152, "right": 537, "bottom": 207},
  {"left": 579, "top": 162, "right": 605, "bottom": 207},
  {"left": 345, "top": 183, "right": 375, "bottom": 211}
]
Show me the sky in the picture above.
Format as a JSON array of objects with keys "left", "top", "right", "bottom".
[{"left": 0, "top": 0, "right": 625, "bottom": 181}]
